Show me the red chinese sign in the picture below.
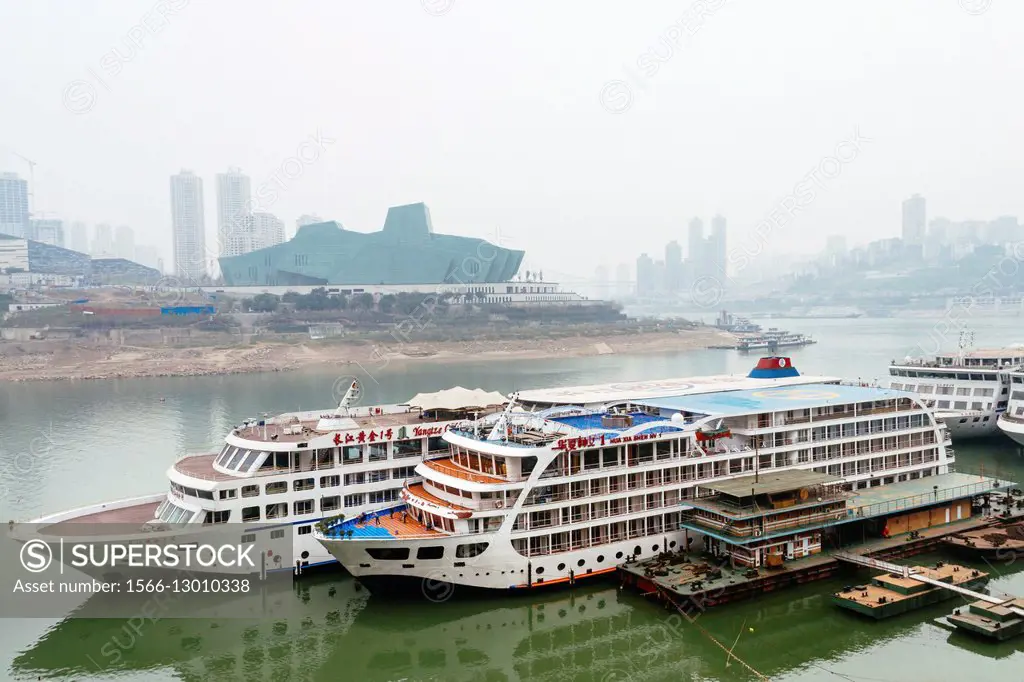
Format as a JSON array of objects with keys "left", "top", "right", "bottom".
[
  {"left": 330, "top": 423, "right": 451, "bottom": 446},
  {"left": 554, "top": 431, "right": 664, "bottom": 451},
  {"left": 413, "top": 424, "right": 451, "bottom": 437}
]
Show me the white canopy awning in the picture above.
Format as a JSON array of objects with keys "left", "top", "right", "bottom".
[{"left": 407, "top": 386, "right": 508, "bottom": 411}]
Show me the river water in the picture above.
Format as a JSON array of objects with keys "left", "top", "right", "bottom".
[{"left": 3, "top": 317, "right": 1024, "bottom": 681}]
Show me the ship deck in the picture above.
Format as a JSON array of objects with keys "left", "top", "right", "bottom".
[
  {"left": 173, "top": 454, "right": 237, "bottom": 481},
  {"left": 333, "top": 506, "right": 444, "bottom": 539},
  {"left": 41, "top": 501, "right": 162, "bottom": 536},
  {"left": 422, "top": 458, "right": 507, "bottom": 484},
  {"left": 406, "top": 483, "right": 472, "bottom": 512},
  {"left": 233, "top": 410, "right": 437, "bottom": 443}
]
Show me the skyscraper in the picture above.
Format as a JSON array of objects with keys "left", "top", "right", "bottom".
[
  {"left": 297, "top": 214, "right": 324, "bottom": 229},
  {"left": 0, "top": 172, "right": 30, "bottom": 238},
  {"left": 30, "top": 219, "right": 64, "bottom": 247},
  {"left": 216, "top": 168, "right": 251, "bottom": 255},
  {"left": 665, "top": 240, "right": 682, "bottom": 294},
  {"left": 687, "top": 217, "right": 704, "bottom": 262},
  {"left": 224, "top": 211, "right": 285, "bottom": 256},
  {"left": 710, "top": 214, "right": 727, "bottom": 279},
  {"left": 615, "top": 262, "right": 631, "bottom": 298},
  {"left": 170, "top": 170, "right": 207, "bottom": 281},
  {"left": 636, "top": 253, "right": 656, "bottom": 296},
  {"left": 256, "top": 212, "right": 285, "bottom": 248},
  {"left": 92, "top": 223, "right": 115, "bottom": 256},
  {"left": 115, "top": 225, "right": 135, "bottom": 260},
  {"left": 902, "top": 194, "right": 926, "bottom": 245},
  {"left": 69, "top": 221, "right": 89, "bottom": 253}
]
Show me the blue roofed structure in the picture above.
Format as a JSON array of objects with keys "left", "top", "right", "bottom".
[{"left": 634, "top": 384, "right": 920, "bottom": 418}]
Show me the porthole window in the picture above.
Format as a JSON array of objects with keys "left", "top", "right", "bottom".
[
  {"left": 669, "top": 541, "right": 677, "bottom": 548},
  {"left": 557, "top": 563, "right": 566, "bottom": 571},
  {"left": 615, "top": 551, "right": 623, "bottom": 559},
  {"left": 633, "top": 545, "right": 641, "bottom": 556},
  {"left": 577, "top": 559, "right": 585, "bottom": 567},
  {"left": 597, "top": 555, "right": 605, "bottom": 562},
  {"left": 652, "top": 545, "right": 659, "bottom": 552},
  {"left": 535, "top": 566, "right": 545, "bottom": 575}
]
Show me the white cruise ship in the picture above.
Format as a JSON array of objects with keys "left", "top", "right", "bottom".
[
  {"left": 887, "top": 337, "right": 1024, "bottom": 439},
  {"left": 997, "top": 368, "right": 1024, "bottom": 447},
  {"left": 736, "top": 328, "right": 815, "bottom": 352},
  {"left": 315, "top": 357, "right": 953, "bottom": 594},
  {"left": 12, "top": 384, "right": 506, "bottom": 575}
]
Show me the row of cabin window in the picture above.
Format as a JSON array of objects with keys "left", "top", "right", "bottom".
[
  {"left": 893, "top": 384, "right": 997, "bottom": 397},
  {"left": 194, "top": 467, "right": 416, "bottom": 502},
  {"left": 891, "top": 369, "right": 1002, "bottom": 380},
  {"left": 365, "top": 542, "right": 489, "bottom": 561},
  {"left": 214, "top": 437, "right": 446, "bottom": 472},
  {"left": 225, "top": 489, "right": 402, "bottom": 523}
]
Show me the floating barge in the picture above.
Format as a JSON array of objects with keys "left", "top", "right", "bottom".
[
  {"left": 948, "top": 597, "right": 1024, "bottom": 641},
  {"left": 619, "top": 471, "right": 1010, "bottom": 612},
  {"left": 833, "top": 562, "right": 988, "bottom": 619},
  {"left": 944, "top": 520, "right": 1024, "bottom": 560}
]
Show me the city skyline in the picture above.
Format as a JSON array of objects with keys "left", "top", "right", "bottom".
[{"left": 3, "top": 2, "right": 1023, "bottom": 282}]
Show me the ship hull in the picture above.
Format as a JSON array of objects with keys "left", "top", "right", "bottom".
[
  {"left": 939, "top": 411, "right": 1002, "bottom": 439},
  {"left": 14, "top": 495, "right": 341, "bottom": 575},
  {"left": 997, "top": 415, "right": 1024, "bottom": 447},
  {"left": 319, "top": 528, "right": 699, "bottom": 595}
]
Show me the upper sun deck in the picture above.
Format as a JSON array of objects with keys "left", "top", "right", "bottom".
[
  {"left": 445, "top": 407, "right": 690, "bottom": 454},
  {"left": 229, "top": 387, "right": 508, "bottom": 446},
  {"left": 632, "top": 383, "right": 922, "bottom": 419},
  {"left": 232, "top": 406, "right": 431, "bottom": 444},
  {"left": 893, "top": 347, "right": 1024, "bottom": 370},
  {"left": 512, "top": 371, "right": 842, "bottom": 409}
]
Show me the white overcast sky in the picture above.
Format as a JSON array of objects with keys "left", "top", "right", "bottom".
[{"left": 1, "top": 0, "right": 1021, "bottom": 281}]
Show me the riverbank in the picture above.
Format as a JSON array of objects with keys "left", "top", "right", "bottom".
[{"left": 0, "top": 327, "right": 736, "bottom": 382}]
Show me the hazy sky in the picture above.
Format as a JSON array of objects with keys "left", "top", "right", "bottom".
[{"left": 1, "top": 0, "right": 1021, "bottom": 282}]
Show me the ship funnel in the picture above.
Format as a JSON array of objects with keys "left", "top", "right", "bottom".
[{"left": 747, "top": 356, "right": 800, "bottom": 379}]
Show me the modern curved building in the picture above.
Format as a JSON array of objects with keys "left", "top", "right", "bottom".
[{"left": 218, "top": 202, "right": 524, "bottom": 287}]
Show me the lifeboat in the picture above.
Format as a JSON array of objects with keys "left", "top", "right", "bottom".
[{"left": 695, "top": 426, "right": 731, "bottom": 443}]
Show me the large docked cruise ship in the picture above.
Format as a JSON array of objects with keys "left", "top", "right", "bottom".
[
  {"left": 12, "top": 384, "right": 507, "bottom": 574},
  {"left": 997, "top": 369, "right": 1024, "bottom": 447},
  {"left": 316, "top": 357, "right": 953, "bottom": 594},
  {"left": 887, "top": 338, "right": 1024, "bottom": 439}
]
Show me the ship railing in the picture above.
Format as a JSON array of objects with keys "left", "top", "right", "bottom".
[{"left": 849, "top": 480, "right": 1005, "bottom": 520}]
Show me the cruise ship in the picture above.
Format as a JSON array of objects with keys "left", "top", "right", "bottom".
[
  {"left": 887, "top": 336, "right": 1024, "bottom": 439},
  {"left": 736, "top": 328, "right": 815, "bottom": 352},
  {"left": 997, "top": 369, "right": 1024, "bottom": 447},
  {"left": 11, "top": 383, "right": 506, "bottom": 575},
  {"left": 316, "top": 357, "right": 953, "bottom": 594}
]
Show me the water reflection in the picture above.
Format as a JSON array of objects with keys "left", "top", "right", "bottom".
[{"left": 19, "top": 564, "right": 1024, "bottom": 682}]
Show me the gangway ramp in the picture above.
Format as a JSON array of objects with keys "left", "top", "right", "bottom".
[{"left": 832, "top": 551, "right": 1024, "bottom": 616}]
